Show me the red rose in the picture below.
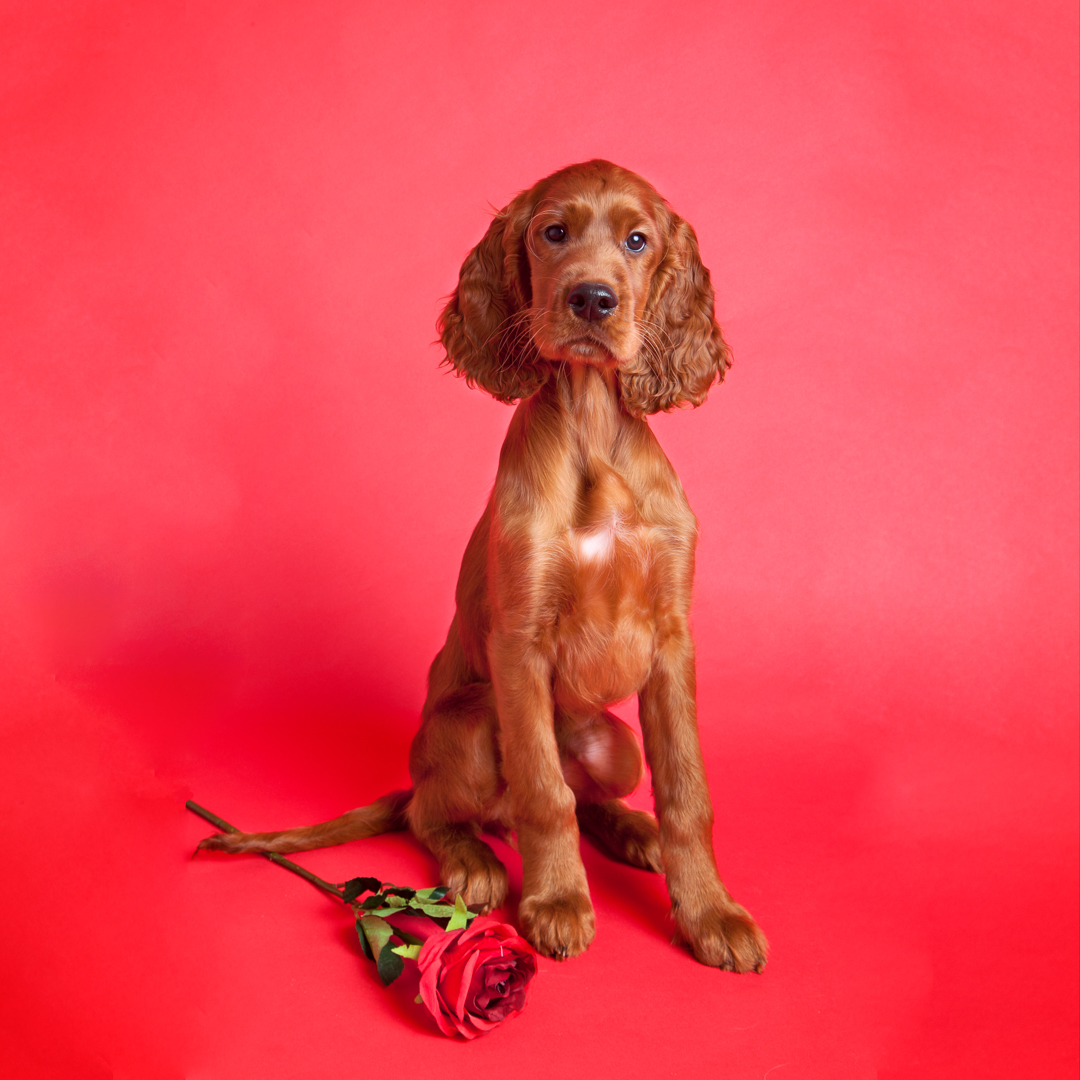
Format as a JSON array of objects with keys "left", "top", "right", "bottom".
[{"left": 417, "top": 918, "right": 537, "bottom": 1038}]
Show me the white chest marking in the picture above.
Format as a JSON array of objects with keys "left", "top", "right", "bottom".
[{"left": 576, "top": 526, "right": 615, "bottom": 562}]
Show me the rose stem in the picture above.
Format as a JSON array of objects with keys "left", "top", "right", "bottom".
[{"left": 186, "top": 800, "right": 345, "bottom": 903}]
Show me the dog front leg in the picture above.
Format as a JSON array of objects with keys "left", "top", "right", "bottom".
[
  {"left": 489, "top": 632, "right": 595, "bottom": 959},
  {"left": 639, "top": 631, "right": 768, "bottom": 972}
]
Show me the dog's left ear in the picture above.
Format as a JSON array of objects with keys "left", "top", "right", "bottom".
[{"left": 619, "top": 214, "right": 731, "bottom": 416}]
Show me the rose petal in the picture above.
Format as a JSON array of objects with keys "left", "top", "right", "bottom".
[
  {"left": 470, "top": 965, "right": 515, "bottom": 1011},
  {"left": 463, "top": 1010, "right": 499, "bottom": 1033},
  {"left": 453, "top": 948, "right": 483, "bottom": 1019},
  {"left": 446, "top": 1002, "right": 479, "bottom": 1039},
  {"left": 417, "top": 927, "right": 461, "bottom": 974},
  {"left": 434, "top": 951, "right": 475, "bottom": 1016},
  {"left": 417, "top": 965, "right": 440, "bottom": 1013},
  {"left": 422, "top": 988, "right": 460, "bottom": 1038}
]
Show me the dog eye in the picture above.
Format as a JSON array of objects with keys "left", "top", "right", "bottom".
[
  {"left": 626, "top": 232, "right": 647, "bottom": 252},
  {"left": 544, "top": 225, "right": 567, "bottom": 243}
]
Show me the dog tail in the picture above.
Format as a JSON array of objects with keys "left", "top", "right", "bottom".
[{"left": 196, "top": 788, "right": 413, "bottom": 855}]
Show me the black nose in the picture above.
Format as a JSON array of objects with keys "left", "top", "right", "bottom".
[{"left": 567, "top": 282, "right": 618, "bottom": 322}]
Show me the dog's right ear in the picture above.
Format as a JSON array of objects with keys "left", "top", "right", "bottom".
[{"left": 438, "top": 191, "right": 544, "bottom": 403}]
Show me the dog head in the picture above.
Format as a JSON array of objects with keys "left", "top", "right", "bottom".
[{"left": 438, "top": 160, "right": 731, "bottom": 416}]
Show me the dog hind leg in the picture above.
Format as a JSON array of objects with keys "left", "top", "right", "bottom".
[
  {"left": 558, "top": 710, "right": 662, "bottom": 872},
  {"left": 407, "top": 679, "right": 509, "bottom": 913}
]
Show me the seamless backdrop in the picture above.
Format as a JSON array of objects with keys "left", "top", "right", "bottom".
[{"left": 1, "top": 2, "right": 1077, "bottom": 1077}]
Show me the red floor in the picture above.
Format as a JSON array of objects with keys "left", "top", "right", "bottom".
[{"left": 1, "top": 3, "right": 1077, "bottom": 1077}]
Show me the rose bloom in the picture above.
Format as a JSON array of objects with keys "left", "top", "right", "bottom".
[{"left": 417, "top": 918, "right": 537, "bottom": 1038}]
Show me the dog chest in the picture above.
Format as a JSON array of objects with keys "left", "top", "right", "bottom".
[{"left": 546, "top": 519, "right": 661, "bottom": 709}]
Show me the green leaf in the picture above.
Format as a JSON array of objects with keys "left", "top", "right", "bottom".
[
  {"left": 384, "top": 894, "right": 408, "bottom": 909},
  {"left": 377, "top": 946, "right": 405, "bottom": 986},
  {"left": 356, "top": 917, "right": 373, "bottom": 961},
  {"left": 359, "top": 916, "right": 394, "bottom": 962},
  {"left": 446, "top": 894, "right": 471, "bottom": 931},
  {"left": 390, "top": 943, "right": 421, "bottom": 960},
  {"left": 414, "top": 886, "right": 449, "bottom": 902},
  {"left": 383, "top": 885, "right": 417, "bottom": 900},
  {"left": 342, "top": 876, "right": 382, "bottom": 903},
  {"left": 360, "top": 894, "right": 387, "bottom": 910},
  {"left": 407, "top": 900, "right": 456, "bottom": 918},
  {"left": 364, "top": 907, "right": 405, "bottom": 918}
]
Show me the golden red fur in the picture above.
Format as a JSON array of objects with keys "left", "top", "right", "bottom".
[{"left": 199, "top": 161, "right": 767, "bottom": 972}]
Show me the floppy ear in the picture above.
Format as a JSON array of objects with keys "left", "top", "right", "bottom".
[
  {"left": 438, "top": 191, "right": 544, "bottom": 403},
  {"left": 619, "top": 214, "right": 731, "bottom": 417}
]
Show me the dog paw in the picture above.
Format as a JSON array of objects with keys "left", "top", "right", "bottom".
[
  {"left": 613, "top": 810, "right": 662, "bottom": 873},
  {"left": 442, "top": 851, "right": 509, "bottom": 914},
  {"left": 676, "top": 902, "right": 768, "bottom": 973},
  {"left": 519, "top": 893, "right": 596, "bottom": 959},
  {"left": 577, "top": 802, "right": 663, "bottom": 873}
]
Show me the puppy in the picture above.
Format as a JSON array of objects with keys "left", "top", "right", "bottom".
[{"left": 200, "top": 160, "right": 767, "bottom": 972}]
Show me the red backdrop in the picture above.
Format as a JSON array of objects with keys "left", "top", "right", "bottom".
[{"left": 1, "top": 2, "right": 1077, "bottom": 1077}]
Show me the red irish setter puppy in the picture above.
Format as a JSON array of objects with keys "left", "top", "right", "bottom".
[{"left": 199, "top": 160, "right": 768, "bottom": 972}]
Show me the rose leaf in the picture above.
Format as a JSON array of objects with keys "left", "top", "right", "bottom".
[
  {"left": 359, "top": 915, "right": 394, "bottom": 962},
  {"left": 408, "top": 900, "right": 457, "bottom": 918},
  {"left": 355, "top": 918, "right": 373, "bottom": 961},
  {"left": 342, "top": 877, "right": 382, "bottom": 903},
  {"left": 414, "top": 886, "right": 449, "bottom": 902},
  {"left": 446, "top": 894, "right": 471, "bottom": 931},
  {"left": 377, "top": 946, "right": 405, "bottom": 986}
]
